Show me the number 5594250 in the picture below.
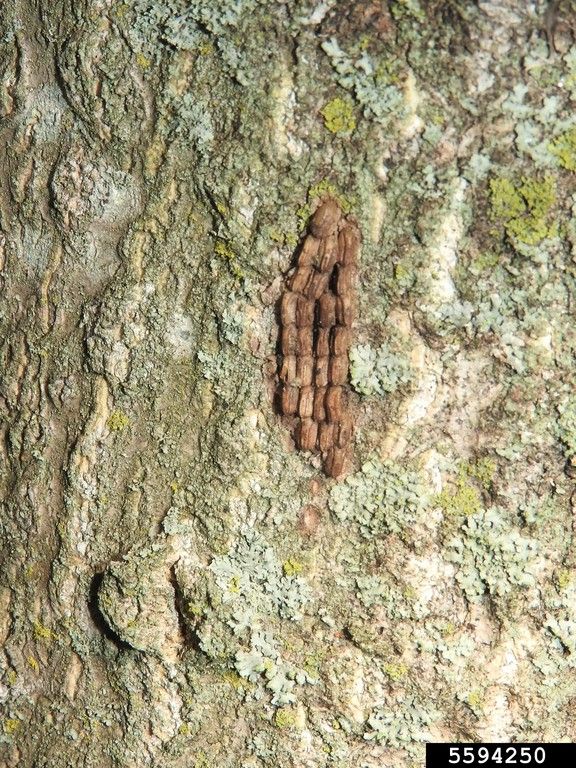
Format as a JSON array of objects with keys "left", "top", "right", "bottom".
[{"left": 448, "top": 747, "right": 546, "bottom": 764}]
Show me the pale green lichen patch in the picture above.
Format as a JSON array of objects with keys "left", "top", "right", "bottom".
[
  {"left": 364, "top": 693, "right": 435, "bottom": 752},
  {"left": 329, "top": 457, "right": 429, "bottom": 539},
  {"left": 446, "top": 507, "right": 540, "bottom": 608},
  {"left": 321, "top": 37, "right": 404, "bottom": 124},
  {"left": 195, "top": 527, "right": 316, "bottom": 705},
  {"left": 209, "top": 526, "right": 310, "bottom": 621},
  {"left": 349, "top": 343, "right": 412, "bottom": 397}
]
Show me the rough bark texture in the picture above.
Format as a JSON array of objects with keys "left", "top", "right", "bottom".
[{"left": 2, "top": 1, "right": 576, "bottom": 766}]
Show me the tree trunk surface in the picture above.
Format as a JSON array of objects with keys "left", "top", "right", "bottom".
[{"left": 1, "top": 1, "right": 576, "bottom": 766}]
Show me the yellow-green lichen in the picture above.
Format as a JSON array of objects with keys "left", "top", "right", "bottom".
[
  {"left": 549, "top": 128, "right": 576, "bottom": 171},
  {"left": 3, "top": 718, "right": 20, "bottom": 735},
  {"left": 437, "top": 459, "right": 495, "bottom": 516},
  {"left": 296, "top": 180, "right": 354, "bottom": 231},
  {"left": 466, "top": 690, "right": 484, "bottom": 712},
  {"left": 302, "top": 652, "right": 322, "bottom": 679},
  {"left": 309, "top": 180, "right": 354, "bottom": 214},
  {"left": 390, "top": 0, "right": 426, "bottom": 22},
  {"left": 136, "top": 52, "right": 151, "bottom": 69},
  {"left": 471, "top": 251, "right": 499, "bottom": 273},
  {"left": 222, "top": 670, "right": 248, "bottom": 692},
  {"left": 33, "top": 620, "right": 58, "bottom": 643},
  {"left": 461, "top": 457, "right": 496, "bottom": 490},
  {"left": 394, "top": 260, "right": 415, "bottom": 285},
  {"left": 274, "top": 707, "right": 296, "bottom": 728},
  {"left": 440, "top": 621, "right": 456, "bottom": 637},
  {"left": 320, "top": 97, "right": 356, "bottom": 135},
  {"left": 282, "top": 558, "right": 303, "bottom": 577},
  {"left": 436, "top": 478, "right": 482, "bottom": 518},
  {"left": 489, "top": 176, "right": 557, "bottom": 246},
  {"left": 193, "top": 752, "right": 210, "bottom": 768},
  {"left": 214, "top": 240, "right": 244, "bottom": 279},
  {"left": 228, "top": 575, "right": 241, "bottom": 594},
  {"left": 186, "top": 601, "right": 206, "bottom": 618},
  {"left": 383, "top": 662, "right": 408, "bottom": 681},
  {"left": 556, "top": 569, "right": 572, "bottom": 590},
  {"left": 107, "top": 410, "right": 130, "bottom": 432},
  {"left": 269, "top": 228, "right": 298, "bottom": 248}
]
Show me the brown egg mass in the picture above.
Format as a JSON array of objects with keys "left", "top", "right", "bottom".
[{"left": 276, "top": 198, "right": 360, "bottom": 479}]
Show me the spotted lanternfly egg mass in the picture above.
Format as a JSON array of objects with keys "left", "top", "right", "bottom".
[{"left": 276, "top": 198, "right": 360, "bottom": 478}]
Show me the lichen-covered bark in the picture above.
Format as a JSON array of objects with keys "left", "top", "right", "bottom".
[{"left": 1, "top": 0, "right": 576, "bottom": 766}]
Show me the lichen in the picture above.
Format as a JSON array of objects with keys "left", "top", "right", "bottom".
[
  {"left": 349, "top": 343, "right": 411, "bottom": 397},
  {"left": 321, "top": 38, "right": 404, "bottom": 124},
  {"left": 364, "top": 693, "right": 434, "bottom": 751},
  {"left": 390, "top": 0, "right": 426, "bottom": 22},
  {"left": 435, "top": 460, "right": 495, "bottom": 518},
  {"left": 320, "top": 97, "right": 356, "bottom": 135},
  {"left": 446, "top": 506, "right": 540, "bottom": 606},
  {"left": 274, "top": 708, "right": 296, "bottom": 728},
  {"left": 106, "top": 410, "right": 130, "bottom": 432},
  {"left": 3, "top": 718, "right": 20, "bottom": 735},
  {"left": 195, "top": 527, "right": 316, "bottom": 706},
  {"left": 383, "top": 661, "right": 408, "bottom": 681},
  {"left": 556, "top": 569, "right": 572, "bottom": 591},
  {"left": 233, "top": 629, "right": 316, "bottom": 706},
  {"left": 282, "top": 559, "right": 303, "bottom": 577},
  {"left": 209, "top": 527, "right": 311, "bottom": 621},
  {"left": 33, "top": 620, "right": 57, "bottom": 643},
  {"left": 465, "top": 690, "right": 484, "bottom": 714},
  {"left": 214, "top": 240, "right": 244, "bottom": 280},
  {"left": 549, "top": 127, "right": 576, "bottom": 171},
  {"left": 464, "top": 458, "right": 496, "bottom": 489},
  {"left": 329, "top": 456, "right": 428, "bottom": 538},
  {"left": 489, "top": 175, "right": 557, "bottom": 246}
]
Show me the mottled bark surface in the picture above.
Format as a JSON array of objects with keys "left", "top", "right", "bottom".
[{"left": 1, "top": 1, "right": 576, "bottom": 766}]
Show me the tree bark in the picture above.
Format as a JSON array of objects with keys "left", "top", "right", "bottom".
[{"left": 2, "top": 1, "right": 576, "bottom": 766}]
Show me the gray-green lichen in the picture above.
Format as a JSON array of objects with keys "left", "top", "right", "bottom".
[
  {"left": 209, "top": 525, "right": 311, "bottom": 622},
  {"left": 446, "top": 507, "right": 541, "bottom": 609},
  {"left": 364, "top": 693, "right": 435, "bottom": 751},
  {"left": 329, "top": 457, "right": 429, "bottom": 539},
  {"left": 193, "top": 526, "right": 316, "bottom": 706},
  {"left": 349, "top": 343, "right": 412, "bottom": 397},
  {"left": 321, "top": 37, "right": 404, "bottom": 124}
]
